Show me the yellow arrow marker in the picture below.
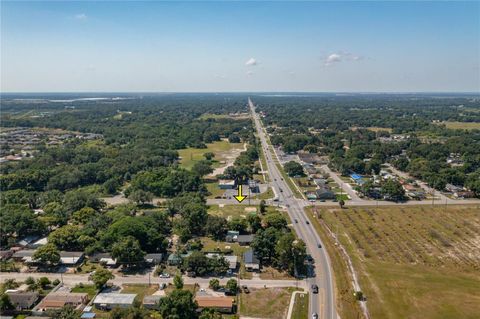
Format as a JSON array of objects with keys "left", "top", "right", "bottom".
[{"left": 234, "top": 184, "right": 247, "bottom": 203}]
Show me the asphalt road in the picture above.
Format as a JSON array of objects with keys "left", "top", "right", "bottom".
[
  {"left": 0, "top": 271, "right": 305, "bottom": 290},
  {"left": 249, "top": 98, "right": 336, "bottom": 319}
]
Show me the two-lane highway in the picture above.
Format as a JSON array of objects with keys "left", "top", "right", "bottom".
[{"left": 249, "top": 98, "right": 336, "bottom": 319}]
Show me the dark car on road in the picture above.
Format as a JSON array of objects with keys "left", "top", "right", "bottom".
[{"left": 311, "top": 284, "right": 319, "bottom": 294}]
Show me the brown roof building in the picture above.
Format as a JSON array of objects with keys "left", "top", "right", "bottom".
[
  {"left": 36, "top": 292, "right": 88, "bottom": 311},
  {"left": 195, "top": 296, "right": 234, "bottom": 313},
  {"left": 6, "top": 291, "right": 39, "bottom": 310}
]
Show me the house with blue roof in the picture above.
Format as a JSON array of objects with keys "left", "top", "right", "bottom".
[{"left": 350, "top": 173, "right": 366, "bottom": 185}]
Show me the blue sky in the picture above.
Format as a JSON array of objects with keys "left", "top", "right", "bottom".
[{"left": 1, "top": 1, "right": 479, "bottom": 92}]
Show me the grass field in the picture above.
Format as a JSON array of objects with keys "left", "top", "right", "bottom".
[
  {"left": 200, "top": 237, "right": 249, "bottom": 257},
  {"left": 437, "top": 121, "right": 480, "bottom": 130},
  {"left": 291, "top": 292, "right": 309, "bottom": 319},
  {"left": 259, "top": 266, "right": 295, "bottom": 280},
  {"left": 71, "top": 284, "right": 98, "bottom": 299},
  {"left": 207, "top": 204, "right": 258, "bottom": 219},
  {"left": 121, "top": 284, "right": 159, "bottom": 302},
  {"left": 308, "top": 205, "right": 480, "bottom": 319},
  {"left": 254, "top": 187, "right": 274, "bottom": 200},
  {"left": 177, "top": 140, "right": 243, "bottom": 170},
  {"left": 205, "top": 181, "right": 225, "bottom": 198},
  {"left": 239, "top": 287, "right": 298, "bottom": 318}
]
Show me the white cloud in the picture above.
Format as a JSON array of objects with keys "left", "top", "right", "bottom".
[
  {"left": 74, "top": 13, "right": 87, "bottom": 20},
  {"left": 324, "top": 51, "right": 364, "bottom": 66},
  {"left": 245, "top": 58, "right": 257, "bottom": 66},
  {"left": 324, "top": 53, "right": 342, "bottom": 66}
]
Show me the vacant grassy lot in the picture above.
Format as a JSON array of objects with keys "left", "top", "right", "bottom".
[
  {"left": 200, "top": 237, "right": 249, "bottom": 256},
  {"left": 239, "top": 287, "right": 298, "bottom": 318},
  {"left": 259, "top": 266, "right": 295, "bottom": 280},
  {"left": 72, "top": 284, "right": 98, "bottom": 299},
  {"left": 121, "top": 284, "right": 159, "bottom": 302},
  {"left": 205, "top": 181, "right": 225, "bottom": 199},
  {"left": 291, "top": 292, "right": 309, "bottom": 319},
  {"left": 309, "top": 205, "right": 480, "bottom": 319},
  {"left": 177, "top": 140, "right": 243, "bottom": 170},
  {"left": 207, "top": 204, "right": 258, "bottom": 219},
  {"left": 437, "top": 121, "right": 480, "bottom": 130},
  {"left": 208, "top": 204, "right": 280, "bottom": 219}
]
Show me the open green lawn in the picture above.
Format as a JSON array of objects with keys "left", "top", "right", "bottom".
[
  {"left": 291, "top": 292, "right": 309, "bottom": 319},
  {"left": 72, "top": 284, "right": 98, "bottom": 299},
  {"left": 76, "top": 261, "right": 105, "bottom": 274},
  {"left": 164, "top": 284, "right": 197, "bottom": 295},
  {"left": 208, "top": 204, "right": 280, "bottom": 219},
  {"left": 207, "top": 204, "right": 258, "bottom": 219},
  {"left": 177, "top": 140, "right": 243, "bottom": 170},
  {"left": 254, "top": 187, "right": 274, "bottom": 200},
  {"left": 121, "top": 284, "right": 159, "bottom": 302},
  {"left": 200, "top": 237, "right": 249, "bottom": 256},
  {"left": 206, "top": 181, "right": 225, "bottom": 199},
  {"left": 436, "top": 121, "right": 480, "bottom": 130},
  {"left": 239, "top": 287, "right": 299, "bottom": 319},
  {"left": 307, "top": 205, "right": 480, "bottom": 319},
  {"left": 259, "top": 266, "right": 295, "bottom": 280}
]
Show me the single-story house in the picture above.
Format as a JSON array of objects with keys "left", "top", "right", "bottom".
[
  {"left": 59, "top": 251, "right": 84, "bottom": 266},
  {"left": 36, "top": 292, "right": 88, "bottom": 311},
  {"left": 350, "top": 174, "right": 366, "bottom": 186},
  {"left": 167, "top": 252, "right": 192, "bottom": 266},
  {"left": 455, "top": 190, "right": 475, "bottom": 199},
  {"left": 16, "top": 236, "right": 40, "bottom": 247},
  {"left": 12, "top": 249, "right": 35, "bottom": 262},
  {"left": 6, "top": 291, "right": 39, "bottom": 310},
  {"left": 195, "top": 296, "right": 234, "bottom": 314},
  {"left": 237, "top": 235, "right": 254, "bottom": 246},
  {"left": 0, "top": 250, "right": 13, "bottom": 261},
  {"left": 143, "top": 295, "right": 162, "bottom": 309},
  {"left": 80, "top": 313, "right": 96, "bottom": 319},
  {"left": 144, "top": 253, "right": 163, "bottom": 265},
  {"left": 89, "top": 253, "right": 117, "bottom": 267},
  {"left": 206, "top": 253, "right": 238, "bottom": 270},
  {"left": 218, "top": 179, "right": 236, "bottom": 190},
  {"left": 93, "top": 293, "right": 136, "bottom": 310},
  {"left": 445, "top": 183, "right": 463, "bottom": 193},
  {"left": 243, "top": 249, "right": 260, "bottom": 272},
  {"left": 316, "top": 187, "right": 336, "bottom": 200},
  {"left": 225, "top": 230, "right": 240, "bottom": 242},
  {"left": 313, "top": 178, "right": 327, "bottom": 187},
  {"left": 29, "top": 237, "right": 48, "bottom": 249}
]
